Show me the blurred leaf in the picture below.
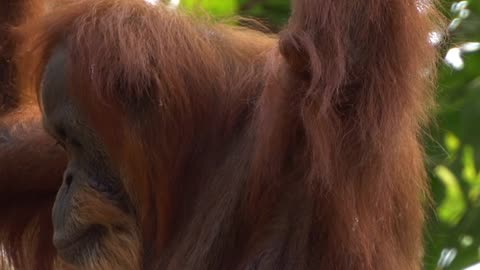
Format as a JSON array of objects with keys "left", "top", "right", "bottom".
[
  {"left": 181, "top": 0, "right": 238, "bottom": 17},
  {"left": 438, "top": 248, "right": 458, "bottom": 269},
  {"left": 435, "top": 165, "right": 467, "bottom": 226},
  {"left": 460, "top": 234, "right": 474, "bottom": 248},
  {"left": 460, "top": 145, "right": 480, "bottom": 205},
  {"left": 463, "top": 146, "right": 478, "bottom": 184},
  {"left": 446, "top": 132, "right": 461, "bottom": 158}
]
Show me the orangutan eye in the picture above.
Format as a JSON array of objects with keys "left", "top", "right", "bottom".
[
  {"left": 66, "top": 137, "right": 82, "bottom": 148},
  {"left": 56, "top": 126, "right": 67, "bottom": 139},
  {"left": 55, "top": 126, "right": 82, "bottom": 149}
]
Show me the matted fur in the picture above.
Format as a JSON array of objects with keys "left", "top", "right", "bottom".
[
  {"left": 0, "top": 0, "right": 44, "bottom": 111},
  {"left": 1, "top": 2, "right": 65, "bottom": 269},
  {"left": 0, "top": 105, "right": 65, "bottom": 270},
  {"left": 3, "top": 0, "right": 443, "bottom": 269}
]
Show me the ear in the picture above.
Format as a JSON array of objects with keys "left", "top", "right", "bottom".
[
  {"left": 278, "top": 30, "right": 312, "bottom": 79},
  {"left": 277, "top": 0, "right": 329, "bottom": 79}
]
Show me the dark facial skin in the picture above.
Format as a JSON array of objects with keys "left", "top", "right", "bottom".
[{"left": 41, "top": 45, "right": 127, "bottom": 265}]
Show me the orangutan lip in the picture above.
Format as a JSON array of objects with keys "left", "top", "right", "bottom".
[{"left": 53, "top": 225, "right": 104, "bottom": 250}]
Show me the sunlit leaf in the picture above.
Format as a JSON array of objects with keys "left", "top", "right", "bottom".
[
  {"left": 181, "top": 0, "right": 238, "bottom": 17},
  {"left": 462, "top": 145, "right": 477, "bottom": 184},
  {"left": 445, "top": 132, "right": 461, "bottom": 155},
  {"left": 435, "top": 165, "right": 467, "bottom": 226},
  {"left": 459, "top": 234, "right": 474, "bottom": 247},
  {"left": 469, "top": 186, "right": 480, "bottom": 206}
]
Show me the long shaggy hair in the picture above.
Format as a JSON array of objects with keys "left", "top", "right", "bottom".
[{"left": 2, "top": 0, "right": 443, "bottom": 269}]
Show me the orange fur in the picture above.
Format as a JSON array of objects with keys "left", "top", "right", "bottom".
[
  {"left": 4, "top": 0, "right": 444, "bottom": 269},
  {"left": 1, "top": 1, "right": 65, "bottom": 269}
]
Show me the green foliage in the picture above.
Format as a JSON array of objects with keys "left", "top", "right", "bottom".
[
  {"left": 175, "top": 0, "right": 480, "bottom": 269},
  {"left": 424, "top": 0, "right": 480, "bottom": 269},
  {"left": 435, "top": 165, "right": 467, "bottom": 226},
  {"left": 181, "top": 0, "right": 238, "bottom": 17}
]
